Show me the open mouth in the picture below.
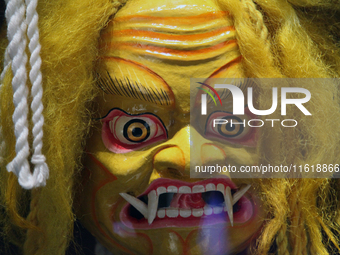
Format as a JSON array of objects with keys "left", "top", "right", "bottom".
[{"left": 119, "top": 178, "right": 254, "bottom": 229}]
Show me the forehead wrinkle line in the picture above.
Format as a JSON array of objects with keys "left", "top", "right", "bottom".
[
  {"left": 101, "top": 40, "right": 238, "bottom": 60},
  {"left": 103, "top": 26, "right": 235, "bottom": 41}
]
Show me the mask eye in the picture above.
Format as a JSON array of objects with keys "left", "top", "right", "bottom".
[
  {"left": 216, "top": 116, "right": 245, "bottom": 138},
  {"left": 205, "top": 111, "right": 257, "bottom": 146},
  {"left": 101, "top": 109, "right": 168, "bottom": 153},
  {"left": 124, "top": 119, "right": 150, "bottom": 142}
]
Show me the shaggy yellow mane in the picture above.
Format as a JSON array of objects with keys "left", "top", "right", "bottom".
[{"left": 1, "top": 0, "right": 340, "bottom": 254}]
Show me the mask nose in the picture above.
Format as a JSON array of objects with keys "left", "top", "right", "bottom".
[
  {"left": 151, "top": 126, "right": 228, "bottom": 182},
  {"left": 153, "top": 146, "right": 187, "bottom": 179},
  {"left": 200, "top": 143, "right": 227, "bottom": 166}
]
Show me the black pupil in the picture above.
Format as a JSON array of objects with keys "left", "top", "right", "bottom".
[
  {"left": 226, "top": 123, "right": 235, "bottom": 131},
  {"left": 132, "top": 127, "right": 143, "bottom": 137},
  {"left": 123, "top": 119, "right": 150, "bottom": 143}
]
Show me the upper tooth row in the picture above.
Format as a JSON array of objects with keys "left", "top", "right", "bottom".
[
  {"left": 157, "top": 206, "right": 227, "bottom": 218},
  {"left": 156, "top": 183, "right": 227, "bottom": 195}
]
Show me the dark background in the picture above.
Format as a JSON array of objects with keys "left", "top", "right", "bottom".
[{"left": 0, "top": 0, "right": 4, "bottom": 29}]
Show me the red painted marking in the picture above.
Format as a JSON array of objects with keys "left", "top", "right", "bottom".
[
  {"left": 111, "top": 198, "right": 154, "bottom": 254},
  {"left": 87, "top": 153, "right": 134, "bottom": 254},
  {"left": 168, "top": 229, "right": 198, "bottom": 255},
  {"left": 102, "top": 26, "right": 235, "bottom": 41},
  {"left": 100, "top": 40, "right": 237, "bottom": 57},
  {"left": 87, "top": 153, "right": 117, "bottom": 180},
  {"left": 88, "top": 153, "right": 153, "bottom": 254}
]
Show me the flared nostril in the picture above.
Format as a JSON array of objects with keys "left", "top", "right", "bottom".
[{"left": 157, "top": 168, "right": 187, "bottom": 179}]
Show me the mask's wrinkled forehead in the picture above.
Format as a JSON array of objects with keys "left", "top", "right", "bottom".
[
  {"left": 99, "top": 0, "right": 235, "bottom": 63},
  {"left": 96, "top": 0, "right": 243, "bottom": 113}
]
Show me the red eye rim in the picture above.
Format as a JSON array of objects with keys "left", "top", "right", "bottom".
[
  {"left": 204, "top": 108, "right": 258, "bottom": 147},
  {"left": 100, "top": 108, "right": 168, "bottom": 153}
]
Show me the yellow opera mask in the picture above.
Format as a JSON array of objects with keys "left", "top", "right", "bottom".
[
  {"left": 2, "top": 0, "right": 340, "bottom": 254},
  {"left": 78, "top": 0, "right": 266, "bottom": 254}
]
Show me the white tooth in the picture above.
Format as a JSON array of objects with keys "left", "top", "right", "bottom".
[
  {"left": 224, "top": 187, "right": 234, "bottom": 226},
  {"left": 179, "top": 186, "right": 191, "bottom": 193},
  {"left": 192, "top": 208, "right": 204, "bottom": 217},
  {"left": 205, "top": 183, "right": 216, "bottom": 192},
  {"left": 167, "top": 186, "right": 178, "bottom": 193},
  {"left": 157, "top": 186, "right": 167, "bottom": 196},
  {"left": 213, "top": 206, "right": 223, "bottom": 214},
  {"left": 204, "top": 206, "right": 213, "bottom": 215},
  {"left": 157, "top": 209, "right": 165, "bottom": 218},
  {"left": 120, "top": 193, "right": 148, "bottom": 218},
  {"left": 217, "top": 183, "right": 225, "bottom": 196},
  {"left": 192, "top": 185, "right": 204, "bottom": 193},
  {"left": 148, "top": 190, "right": 158, "bottom": 225},
  {"left": 180, "top": 209, "right": 191, "bottom": 218},
  {"left": 166, "top": 208, "right": 179, "bottom": 218},
  {"left": 233, "top": 184, "right": 251, "bottom": 205}
]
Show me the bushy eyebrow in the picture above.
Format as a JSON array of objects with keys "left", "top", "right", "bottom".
[{"left": 96, "top": 71, "right": 172, "bottom": 106}]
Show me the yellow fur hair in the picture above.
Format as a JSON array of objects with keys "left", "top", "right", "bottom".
[{"left": 1, "top": 0, "right": 340, "bottom": 254}]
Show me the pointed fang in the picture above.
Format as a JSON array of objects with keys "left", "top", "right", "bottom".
[
  {"left": 225, "top": 186, "right": 233, "bottom": 227},
  {"left": 148, "top": 190, "right": 158, "bottom": 225},
  {"left": 120, "top": 193, "right": 148, "bottom": 219},
  {"left": 232, "top": 184, "right": 251, "bottom": 205}
]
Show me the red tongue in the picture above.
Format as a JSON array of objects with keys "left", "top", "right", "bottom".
[{"left": 170, "top": 193, "right": 206, "bottom": 209}]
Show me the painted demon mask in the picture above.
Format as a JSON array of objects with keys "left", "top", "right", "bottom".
[{"left": 78, "top": 0, "right": 266, "bottom": 254}]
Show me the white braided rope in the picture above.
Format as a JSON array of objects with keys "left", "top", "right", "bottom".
[
  {"left": 25, "top": 0, "right": 49, "bottom": 186},
  {"left": 5, "top": 0, "right": 31, "bottom": 187},
  {"left": 3, "top": 0, "right": 48, "bottom": 189},
  {"left": 0, "top": 50, "right": 10, "bottom": 166},
  {"left": 0, "top": 48, "right": 11, "bottom": 81}
]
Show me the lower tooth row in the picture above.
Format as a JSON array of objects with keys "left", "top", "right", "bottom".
[{"left": 157, "top": 206, "right": 226, "bottom": 218}]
